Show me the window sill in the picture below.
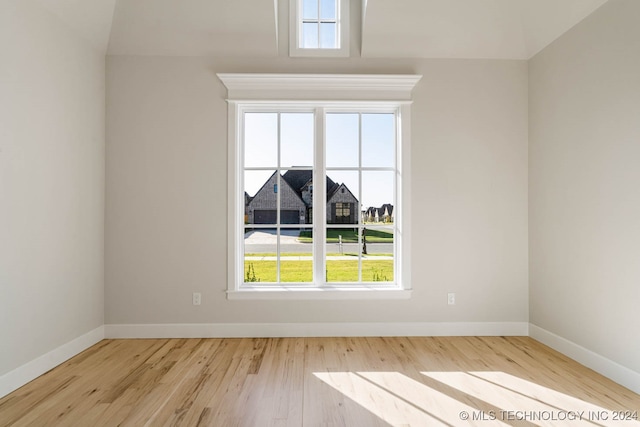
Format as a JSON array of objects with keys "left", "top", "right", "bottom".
[
  {"left": 289, "top": 47, "right": 350, "bottom": 58},
  {"left": 227, "top": 286, "right": 412, "bottom": 300}
]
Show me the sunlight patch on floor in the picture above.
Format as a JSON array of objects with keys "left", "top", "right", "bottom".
[
  {"left": 313, "top": 371, "right": 508, "bottom": 426},
  {"left": 473, "top": 372, "right": 605, "bottom": 412},
  {"left": 314, "top": 370, "right": 640, "bottom": 427},
  {"left": 422, "top": 371, "right": 640, "bottom": 427}
]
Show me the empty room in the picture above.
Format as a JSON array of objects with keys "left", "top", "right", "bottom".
[{"left": 1, "top": 0, "right": 639, "bottom": 425}]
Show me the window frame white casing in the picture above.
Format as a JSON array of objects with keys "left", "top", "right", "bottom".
[
  {"left": 218, "top": 74, "right": 421, "bottom": 300},
  {"left": 289, "top": 0, "right": 350, "bottom": 57}
]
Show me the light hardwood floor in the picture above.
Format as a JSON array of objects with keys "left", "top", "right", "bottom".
[{"left": 1, "top": 337, "right": 638, "bottom": 426}]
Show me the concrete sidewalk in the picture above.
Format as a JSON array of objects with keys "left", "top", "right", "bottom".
[{"left": 244, "top": 229, "right": 303, "bottom": 244}]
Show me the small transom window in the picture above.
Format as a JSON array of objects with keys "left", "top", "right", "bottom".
[{"left": 290, "top": 0, "right": 349, "bottom": 57}]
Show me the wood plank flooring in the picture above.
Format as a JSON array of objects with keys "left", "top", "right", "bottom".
[{"left": 1, "top": 337, "right": 639, "bottom": 426}]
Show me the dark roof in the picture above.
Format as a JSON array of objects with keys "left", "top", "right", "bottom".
[
  {"left": 379, "top": 203, "right": 394, "bottom": 215},
  {"left": 244, "top": 191, "right": 253, "bottom": 204},
  {"left": 281, "top": 170, "right": 338, "bottom": 201},
  {"left": 247, "top": 170, "right": 359, "bottom": 205},
  {"left": 327, "top": 182, "right": 357, "bottom": 203},
  {"left": 247, "top": 171, "right": 305, "bottom": 207},
  {"left": 365, "top": 204, "right": 394, "bottom": 216}
]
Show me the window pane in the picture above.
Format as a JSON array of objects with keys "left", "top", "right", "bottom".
[
  {"left": 362, "top": 227, "right": 394, "bottom": 282},
  {"left": 326, "top": 228, "right": 359, "bottom": 282},
  {"left": 281, "top": 229, "right": 313, "bottom": 282},
  {"left": 326, "top": 171, "right": 359, "bottom": 225},
  {"left": 320, "top": 0, "right": 336, "bottom": 20},
  {"left": 326, "top": 113, "right": 358, "bottom": 167},
  {"left": 245, "top": 113, "right": 277, "bottom": 167},
  {"left": 281, "top": 113, "right": 314, "bottom": 168},
  {"left": 320, "top": 23, "right": 336, "bottom": 48},
  {"left": 303, "top": 23, "right": 319, "bottom": 48},
  {"left": 245, "top": 170, "right": 277, "bottom": 225},
  {"left": 362, "top": 113, "right": 395, "bottom": 167},
  {"left": 280, "top": 169, "right": 312, "bottom": 225},
  {"left": 303, "top": 0, "right": 318, "bottom": 19},
  {"left": 362, "top": 171, "right": 394, "bottom": 224},
  {"left": 244, "top": 228, "right": 277, "bottom": 283}
]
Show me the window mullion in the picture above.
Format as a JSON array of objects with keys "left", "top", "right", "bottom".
[
  {"left": 276, "top": 113, "right": 281, "bottom": 283},
  {"left": 314, "top": 107, "right": 325, "bottom": 285}
]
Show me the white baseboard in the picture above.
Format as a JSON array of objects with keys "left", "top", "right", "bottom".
[
  {"left": 0, "top": 326, "right": 105, "bottom": 399},
  {"left": 529, "top": 324, "right": 640, "bottom": 394},
  {"left": 104, "top": 321, "right": 529, "bottom": 339},
  {"left": 4, "top": 323, "right": 638, "bottom": 400}
]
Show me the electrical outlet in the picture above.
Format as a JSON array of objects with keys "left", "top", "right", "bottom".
[
  {"left": 447, "top": 293, "right": 456, "bottom": 305},
  {"left": 192, "top": 292, "right": 201, "bottom": 306}
]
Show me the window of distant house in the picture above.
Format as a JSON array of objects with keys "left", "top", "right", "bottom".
[
  {"left": 335, "top": 202, "right": 350, "bottom": 219},
  {"left": 290, "top": 0, "right": 349, "bottom": 57},
  {"left": 218, "top": 73, "right": 421, "bottom": 299}
]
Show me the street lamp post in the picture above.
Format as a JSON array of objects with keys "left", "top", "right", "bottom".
[{"left": 362, "top": 227, "right": 367, "bottom": 255}]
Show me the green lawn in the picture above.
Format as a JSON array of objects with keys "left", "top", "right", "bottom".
[
  {"left": 244, "top": 259, "right": 393, "bottom": 283},
  {"left": 245, "top": 253, "right": 313, "bottom": 257},
  {"left": 245, "top": 253, "right": 392, "bottom": 257},
  {"left": 327, "top": 260, "right": 393, "bottom": 282},
  {"left": 298, "top": 228, "right": 393, "bottom": 243}
]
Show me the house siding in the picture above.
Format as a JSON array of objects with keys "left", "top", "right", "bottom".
[
  {"left": 247, "top": 173, "right": 306, "bottom": 224},
  {"left": 327, "top": 185, "right": 359, "bottom": 224}
]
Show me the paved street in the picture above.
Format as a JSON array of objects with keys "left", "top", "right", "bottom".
[
  {"left": 245, "top": 242, "right": 392, "bottom": 254},
  {"left": 244, "top": 230, "right": 393, "bottom": 254},
  {"left": 244, "top": 255, "right": 393, "bottom": 260}
]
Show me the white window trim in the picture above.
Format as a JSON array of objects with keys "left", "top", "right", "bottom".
[
  {"left": 218, "top": 74, "right": 421, "bottom": 300},
  {"left": 289, "top": 0, "right": 350, "bottom": 57}
]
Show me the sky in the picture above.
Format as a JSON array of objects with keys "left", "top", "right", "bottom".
[
  {"left": 302, "top": 0, "right": 337, "bottom": 49},
  {"left": 244, "top": 112, "right": 395, "bottom": 209}
]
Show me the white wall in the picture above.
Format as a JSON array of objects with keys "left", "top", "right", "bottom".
[
  {"left": 3, "top": 0, "right": 638, "bottom": 399},
  {"left": 529, "top": 0, "right": 640, "bottom": 375},
  {"left": 0, "top": 0, "right": 105, "bottom": 377},
  {"left": 105, "top": 56, "right": 528, "bottom": 328}
]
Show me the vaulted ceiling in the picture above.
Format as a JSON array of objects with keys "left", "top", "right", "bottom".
[
  {"left": 33, "top": 0, "right": 609, "bottom": 59},
  {"left": 361, "top": 0, "right": 609, "bottom": 59}
]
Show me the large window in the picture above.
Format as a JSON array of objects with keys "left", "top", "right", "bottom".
[
  {"left": 219, "top": 73, "right": 420, "bottom": 299},
  {"left": 243, "top": 109, "right": 397, "bottom": 287},
  {"left": 290, "top": 0, "right": 349, "bottom": 57}
]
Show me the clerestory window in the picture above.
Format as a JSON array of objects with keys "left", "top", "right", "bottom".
[
  {"left": 218, "top": 73, "right": 421, "bottom": 299},
  {"left": 290, "top": 0, "right": 349, "bottom": 57}
]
